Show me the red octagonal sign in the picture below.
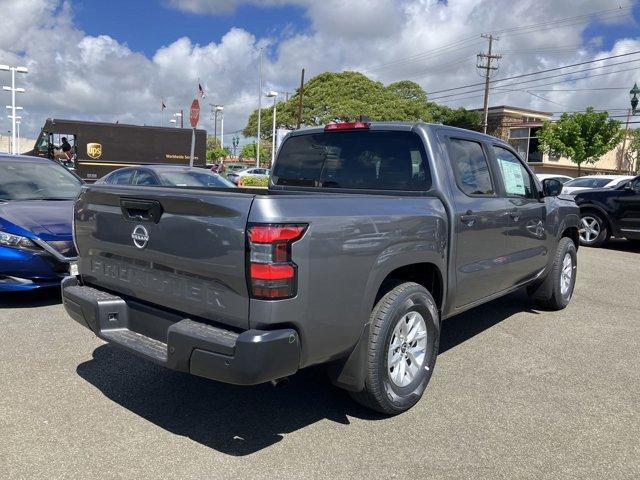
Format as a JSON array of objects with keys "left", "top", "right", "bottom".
[{"left": 189, "top": 99, "right": 200, "bottom": 128}]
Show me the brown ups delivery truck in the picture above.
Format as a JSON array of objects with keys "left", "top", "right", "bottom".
[{"left": 24, "top": 118, "right": 206, "bottom": 181}]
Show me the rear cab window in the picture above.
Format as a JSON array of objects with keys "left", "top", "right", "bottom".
[{"left": 272, "top": 130, "right": 431, "bottom": 191}]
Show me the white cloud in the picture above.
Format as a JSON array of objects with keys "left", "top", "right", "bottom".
[{"left": 1, "top": 0, "right": 639, "bottom": 143}]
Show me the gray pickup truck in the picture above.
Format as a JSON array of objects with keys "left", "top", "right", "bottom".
[{"left": 62, "top": 122, "right": 580, "bottom": 414}]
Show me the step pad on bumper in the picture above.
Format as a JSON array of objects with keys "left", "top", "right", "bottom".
[
  {"left": 61, "top": 279, "right": 300, "bottom": 385},
  {"left": 101, "top": 329, "right": 168, "bottom": 364}
]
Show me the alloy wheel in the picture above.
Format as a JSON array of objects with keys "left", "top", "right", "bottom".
[
  {"left": 579, "top": 216, "right": 600, "bottom": 243},
  {"left": 560, "top": 252, "right": 573, "bottom": 296},
  {"left": 387, "top": 311, "right": 427, "bottom": 387}
]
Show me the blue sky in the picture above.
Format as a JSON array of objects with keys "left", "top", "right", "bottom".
[
  {"left": 74, "top": 1, "right": 639, "bottom": 59},
  {"left": 75, "top": 0, "right": 309, "bottom": 57}
]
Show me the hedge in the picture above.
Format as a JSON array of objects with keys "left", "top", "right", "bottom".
[{"left": 239, "top": 175, "right": 269, "bottom": 188}]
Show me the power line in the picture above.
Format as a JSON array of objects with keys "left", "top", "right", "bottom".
[
  {"left": 361, "top": 37, "right": 480, "bottom": 73},
  {"left": 527, "top": 87, "right": 630, "bottom": 91},
  {"left": 359, "top": 6, "right": 632, "bottom": 75},
  {"left": 427, "top": 49, "right": 640, "bottom": 96},
  {"left": 494, "top": 7, "right": 631, "bottom": 37},
  {"left": 435, "top": 64, "right": 640, "bottom": 105}
]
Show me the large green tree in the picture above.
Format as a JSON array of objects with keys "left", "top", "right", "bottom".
[
  {"left": 243, "top": 71, "right": 481, "bottom": 139},
  {"left": 624, "top": 128, "right": 640, "bottom": 173},
  {"left": 538, "top": 107, "right": 623, "bottom": 176}
]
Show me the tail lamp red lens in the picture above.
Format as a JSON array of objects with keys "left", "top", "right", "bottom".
[{"left": 248, "top": 224, "right": 306, "bottom": 299}]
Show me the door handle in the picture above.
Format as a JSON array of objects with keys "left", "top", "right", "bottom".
[
  {"left": 460, "top": 213, "right": 478, "bottom": 226},
  {"left": 120, "top": 198, "right": 163, "bottom": 223}
]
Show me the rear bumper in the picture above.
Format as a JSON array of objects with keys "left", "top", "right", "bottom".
[{"left": 61, "top": 277, "right": 300, "bottom": 385}]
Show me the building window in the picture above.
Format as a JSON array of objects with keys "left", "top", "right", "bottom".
[{"left": 508, "top": 126, "right": 542, "bottom": 163}]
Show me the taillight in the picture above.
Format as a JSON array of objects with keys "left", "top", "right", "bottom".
[
  {"left": 248, "top": 224, "right": 306, "bottom": 299},
  {"left": 324, "top": 121, "right": 370, "bottom": 131}
]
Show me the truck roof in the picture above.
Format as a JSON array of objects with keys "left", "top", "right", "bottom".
[{"left": 287, "top": 121, "right": 509, "bottom": 146}]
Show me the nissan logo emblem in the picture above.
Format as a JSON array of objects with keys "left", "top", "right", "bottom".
[{"left": 131, "top": 225, "right": 149, "bottom": 249}]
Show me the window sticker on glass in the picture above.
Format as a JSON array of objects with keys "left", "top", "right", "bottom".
[{"left": 498, "top": 158, "right": 526, "bottom": 196}]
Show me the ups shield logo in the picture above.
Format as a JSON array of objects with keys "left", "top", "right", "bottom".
[{"left": 87, "top": 143, "right": 102, "bottom": 159}]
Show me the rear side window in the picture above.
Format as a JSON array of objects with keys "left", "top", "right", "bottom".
[
  {"left": 133, "top": 170, "right": 158, "bottom": 186},
  {"left": 272, "top": 130, "right": 430, "bottom": 191},
  {"left": 447, "top": 138, "right": 494, "bottom": 196}
]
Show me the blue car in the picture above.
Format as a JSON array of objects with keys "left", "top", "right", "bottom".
[{"left": 0, "top": 154, "right": 82, "bottom": 291}]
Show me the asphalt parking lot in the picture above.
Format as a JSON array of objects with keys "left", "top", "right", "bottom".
[{"left": 2, "top": 241, "right": 639, "bottom": 480}]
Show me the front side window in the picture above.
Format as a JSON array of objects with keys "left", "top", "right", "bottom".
[
  {"left": 493, "top": 146, "right": 537, "bottom": 199},
  {"left": 273, "top": 130, "right": 430, "bottom": 191},
  {"left": 447, "top": 138, "right": 494, "bottom": 196}
]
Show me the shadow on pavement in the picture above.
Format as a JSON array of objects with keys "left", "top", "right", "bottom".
[
  {"left": 76, "top": 289, "right": 539, "bottom": 456},
  {"left": 440, "top": 289, "right": 540, "bottom": 354},
  {"left": 77, "top": 347, "right": 383, "bottom": 456},
  {"left": 601, "top": 238, "right": 640, "bottom": 253},
  {"left": 0, "top": 288, "right": 62, "bottom": 308}
]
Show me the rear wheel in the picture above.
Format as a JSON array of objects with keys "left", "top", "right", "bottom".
[
  {"left": 349, "top": 282, "right": 439, "bottom": 415},
  {"left": 579, "top": 212, "right": 608, "bottom": 247}
]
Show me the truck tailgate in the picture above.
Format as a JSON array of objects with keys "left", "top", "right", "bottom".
[{"left": 74, "top": 185, "right": 254, "bottom": 330}]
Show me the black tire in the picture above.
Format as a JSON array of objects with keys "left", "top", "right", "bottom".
[
  {"left": 537, "top": 237, "right": 577, "bottom": 311},
  {"left": 579, "top": 211, "right": 609, "bottom": 247},
  {"left": 349, "top": 282, "right": 440, "bottom": 415}
]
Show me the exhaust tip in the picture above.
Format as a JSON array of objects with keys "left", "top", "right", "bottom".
[{"left": 270, "top": 377, "right": 289, "bottom": 388}]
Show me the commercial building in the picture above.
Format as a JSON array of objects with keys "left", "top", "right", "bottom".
[{"left": 474, "top": 105, "right": 629, "bottom": 176}]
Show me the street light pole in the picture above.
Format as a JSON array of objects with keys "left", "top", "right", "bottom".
[
  {"left": 15, "top": 120, "right": 20, "bottom": 153},
  {"left": 1, "top": 64, "right": 28, "bottom": 154},
  {"left": 213, "top": 105, "right": 224, "bottom": 148},
  {"left": 266, "top": 91, "right": 278, "bottom": 166},
  {"left": 256, "top": 48, "right": 263, "bottom": 167}
]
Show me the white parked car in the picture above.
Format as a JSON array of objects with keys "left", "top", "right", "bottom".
[
  {"left": 535, "top": 173, "right": 573, "bottom": 185},
  {"left": 561, "top": 175, "right": 636, "bottom": 194},
  {"left": 227, "top": 167, "right": 270, "bottom": 185}
]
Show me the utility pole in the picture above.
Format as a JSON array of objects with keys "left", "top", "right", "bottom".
[
  {"left": 256, "top": 48, "right": 263, "bottom": 167},
  {"left": 296, "top": 68, "right": 305, "bottom": 129},
  {"left": 180, "top": 109, "right": 184, "bottom": 128},
  {"left": 477, "top": 34, "right": 501, "bottom": 134}
]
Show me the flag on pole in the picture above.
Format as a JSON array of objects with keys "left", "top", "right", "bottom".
[
  {"left": 198, "top": 83, "right": 205, "bottom": 98},
  {"left": 161, "top": 99, "right": 166, "bottom": 110}
]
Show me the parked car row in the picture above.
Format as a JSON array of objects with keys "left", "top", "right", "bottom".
[{"left": 533, "top": 173, "right": 640, "bottom": 247}]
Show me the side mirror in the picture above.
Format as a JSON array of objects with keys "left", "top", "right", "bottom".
[{"left": 541, "top": 178, "right": 562, "bottom": 197}]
